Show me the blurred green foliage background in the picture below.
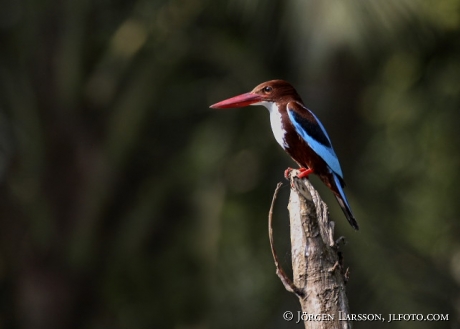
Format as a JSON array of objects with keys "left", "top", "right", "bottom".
[{"left": 0, "top": 0, "right": 459, "bottom": 328}]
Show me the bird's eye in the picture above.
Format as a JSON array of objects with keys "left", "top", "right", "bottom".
[{"left": 263, "top": 86, "right": 272, "bottom": 93}]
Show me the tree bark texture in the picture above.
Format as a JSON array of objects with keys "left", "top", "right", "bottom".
[{"left": 269, "top": 170, "right": 352, "bottom": 329}]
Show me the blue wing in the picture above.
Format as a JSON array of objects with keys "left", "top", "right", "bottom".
[{"left": 287, "top": 102, "right": 343, "bottom": 178}]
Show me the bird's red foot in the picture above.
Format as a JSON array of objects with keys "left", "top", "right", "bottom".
[
  {"left": 284, "top": 167, "right": 294, "bottom": 179},
  {"left": 285, "top": 167, "right": 314, "bottom": 179},
  {"left": 297, "top": 167, "right": 314, "bottom": 178}
]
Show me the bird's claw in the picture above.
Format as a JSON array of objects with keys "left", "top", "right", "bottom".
[{"left": 284, "top": 167, "right": 294, "bottom": 180}]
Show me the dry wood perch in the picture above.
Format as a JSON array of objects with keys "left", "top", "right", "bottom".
[{"left": 269, "top": 170, "right": 352, "bottom": 329}]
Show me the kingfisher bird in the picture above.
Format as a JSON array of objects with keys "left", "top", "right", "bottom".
[{"left": 210, "top": 80, "right": 359, "bottom": 230}]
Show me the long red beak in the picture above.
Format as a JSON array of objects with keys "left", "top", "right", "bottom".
[{"left": 210, "top": 92, "right": 262, "bottom": 109}]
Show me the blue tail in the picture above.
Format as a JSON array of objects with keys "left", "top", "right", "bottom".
[{"left": 332, "top": 173, "right": 359, "bottom": 230}]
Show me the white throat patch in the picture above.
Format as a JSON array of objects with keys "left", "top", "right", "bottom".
[{"left": 252, "top": 101, "right": 288, "bottom": 149}]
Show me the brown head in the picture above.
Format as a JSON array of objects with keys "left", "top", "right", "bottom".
[{"left": 210, "top": 80, "right": 303, "bottom": 109}]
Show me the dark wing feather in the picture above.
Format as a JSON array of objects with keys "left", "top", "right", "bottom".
[{"left": 287, "top": 102, "right": 343, "bottom": 178}]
